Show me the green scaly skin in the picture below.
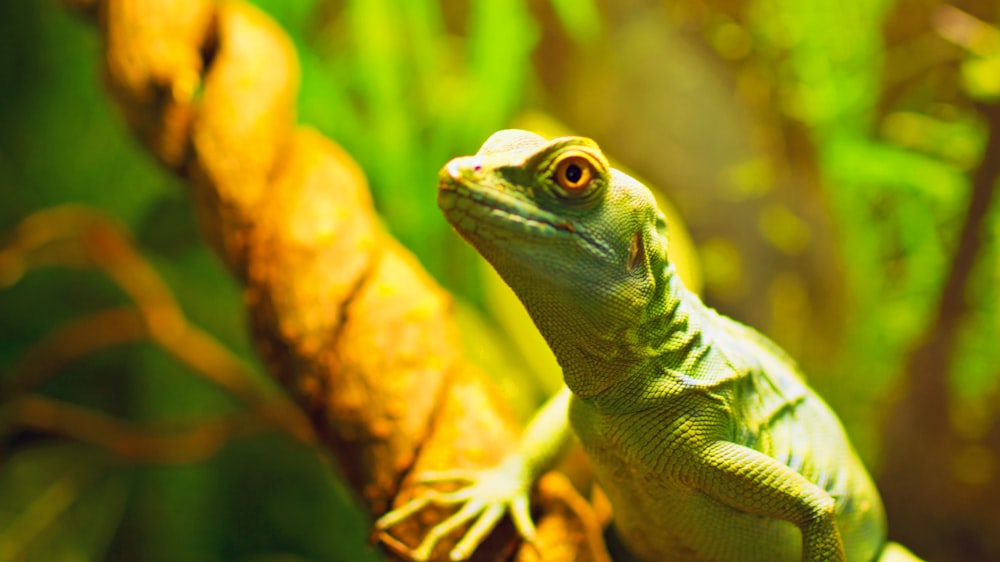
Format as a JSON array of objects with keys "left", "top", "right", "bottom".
[{"left": 375, "top": 130, "right": 923, "bottom": 562}]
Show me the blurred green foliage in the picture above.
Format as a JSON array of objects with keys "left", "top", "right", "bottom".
[
  {"left": 2, "top": 0, "right": 1000, "bottom": 561},
  {"left": 754, "top": 0, "right": 999, "bottom": 438}
]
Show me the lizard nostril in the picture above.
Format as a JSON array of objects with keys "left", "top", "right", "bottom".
[{"left": 445, "top": 157, "right": 484, "bottom": 180}]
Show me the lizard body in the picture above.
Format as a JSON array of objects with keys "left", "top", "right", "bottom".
[{"left": 376, "top": 130, "right": 922, "bottom": 562}]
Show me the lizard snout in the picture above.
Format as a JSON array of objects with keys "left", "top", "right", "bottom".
[{"left": 442, "top": 156, "right": 484, "bottom": 183}]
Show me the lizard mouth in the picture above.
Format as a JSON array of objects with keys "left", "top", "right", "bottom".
[{"left": 438, "top": 177, "right": 584, "bottom": 242}]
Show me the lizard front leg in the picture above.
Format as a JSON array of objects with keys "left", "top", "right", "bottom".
[
  {"left": 683, "top": 440, "right": 846, "bottom": 562},
  {"left": 374, "top": 386, "right": 574, "bottom": 561}
]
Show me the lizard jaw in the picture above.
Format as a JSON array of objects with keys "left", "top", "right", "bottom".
[{"left": 437, "top": 173, "right": 581, "bottom": 242}]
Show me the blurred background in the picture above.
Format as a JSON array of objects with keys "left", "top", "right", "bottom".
[{"left": 2, "top": 0, "right": 1000, "bottom": 560}]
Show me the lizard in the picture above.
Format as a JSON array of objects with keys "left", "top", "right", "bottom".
[{"left": 374, "top": 130, "right": 923, "bottom": 562}]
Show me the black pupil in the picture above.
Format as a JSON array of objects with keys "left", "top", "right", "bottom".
[{"left": 565, "top": 163, "right": 583, "bottom": 184}]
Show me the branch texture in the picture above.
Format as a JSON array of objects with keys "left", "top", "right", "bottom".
[{"left": 64, "top": 0, "right": 607, "bottom": 560}]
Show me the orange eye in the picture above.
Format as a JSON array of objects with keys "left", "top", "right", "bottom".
[{"left": 555, "top": 155, "right": 594, "bottom": 193}]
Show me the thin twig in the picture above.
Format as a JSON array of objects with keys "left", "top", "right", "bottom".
[
  {"left": 5, "top": 395, "right": 274, "bottom": 464},
  {"left": 0, "top": 206, "right": 316, "bottom": 446},
  {"left": 0, "top": 307, "right": 147, "bottom": 400}
]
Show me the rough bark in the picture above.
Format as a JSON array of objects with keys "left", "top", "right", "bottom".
[{"left": 64, "top": 1, "right": 609, "bottom": 560}]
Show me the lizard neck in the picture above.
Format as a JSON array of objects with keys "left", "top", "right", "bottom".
[
  {"left": 552, "top": 263, "right": 728, "bottom": 402},
  {"left": 638, "top": 264, "right": 726, "bottom": 380}
]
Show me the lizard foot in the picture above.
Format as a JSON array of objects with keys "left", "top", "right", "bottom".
[{"left": 374, "top": 460, "right": 537, "bottom": 561}]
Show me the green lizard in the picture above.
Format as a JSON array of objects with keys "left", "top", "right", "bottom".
[{"left": 375, "top": 130, "right": 922, "bottom": 562}]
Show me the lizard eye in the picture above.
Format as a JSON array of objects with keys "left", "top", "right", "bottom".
[{"left": 554, "top": 153, "right": 596, "bottom": 195}]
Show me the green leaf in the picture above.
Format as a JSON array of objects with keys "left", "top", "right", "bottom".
[
  {"left": 0, "top": 444, "right": 127, "bottom": 562},
  {"left": 961, "top": 56, "right": 1000, "bottom": 102}
]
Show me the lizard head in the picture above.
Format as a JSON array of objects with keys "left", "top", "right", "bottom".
[{"left": 438, "top": 130, "right": 672, "bottom": 392}]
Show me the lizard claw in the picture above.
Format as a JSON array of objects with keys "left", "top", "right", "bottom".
[{"left": 374, "top": 461, "right": 536, "bottom": 561}]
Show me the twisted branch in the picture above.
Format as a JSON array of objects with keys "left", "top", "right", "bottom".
[{"left": 60, "top": 1, "right": 606, "bottom": 560}]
